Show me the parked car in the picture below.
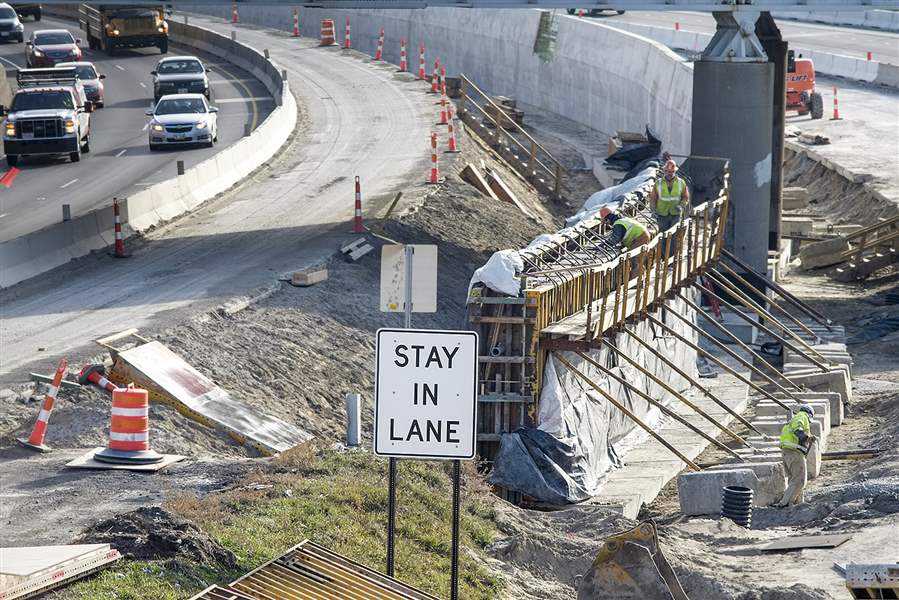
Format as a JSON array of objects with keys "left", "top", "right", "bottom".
[
  {"left": 566, "top": 8, "right": 625, "bottom": 15},
  {"left": 0, "top": 3, "right": 25, "bottom": 43},
  {"left": 146, "top": 94, "right": 218, "bottom": 150},
  {"left": 25, "top": 29, "right": 82, "bottom": 67},
  {"left": 11, "top": 2, "right": 40, "bottom": 21},
  {"left": 56, "top": 61, "right": 105, "bottom": 107},
  {"left": 151, "top": 55, "right": 210, "bottom": 102}
]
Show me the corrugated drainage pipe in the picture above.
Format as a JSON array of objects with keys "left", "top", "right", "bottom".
[{"left": 721, "top": 485, "right": 753, "bottom": 527}]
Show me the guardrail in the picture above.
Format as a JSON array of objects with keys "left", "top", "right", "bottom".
[
  {"left": 0, "top": 15, "right": 297, "bottom": 288},
  {"left": 457, "top": 73, "right": 565, "bottom": 196}
]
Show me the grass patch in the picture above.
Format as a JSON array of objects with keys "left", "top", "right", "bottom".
[{"left": 61, "top": 446, "right": 504, "bottom": 599}]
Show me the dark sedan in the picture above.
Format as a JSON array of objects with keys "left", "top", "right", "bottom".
[{"left": 25, "top": 28, "right": 81, "bottom": 68}]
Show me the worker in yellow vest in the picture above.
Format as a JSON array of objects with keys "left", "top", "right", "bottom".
[
  {"left": 774, "top": 404, "right": 816, "bottom": 507},
  {"left": 599, "top": 207, "right": 650, "bottom": 250},
  {"left": 649, "top": 159, "right": 690, "bottom": 235}
]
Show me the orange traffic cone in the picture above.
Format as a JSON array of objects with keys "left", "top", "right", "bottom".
[
  {"left": 18, "top": 359, "right": 68, "bottom": 452},
  {"left": 78, "top": 364, "right": 118, "bottom": 393}
]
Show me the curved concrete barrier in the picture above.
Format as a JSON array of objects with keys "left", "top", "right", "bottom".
[
  {"left": 771, "top": 9, "right": 899, "bottom": 33},
  {"left": 0, "top": 18, "right": 297, "bottom": 288}
]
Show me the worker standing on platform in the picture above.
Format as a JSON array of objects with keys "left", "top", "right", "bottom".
[
  {"left": 774, "top": 404, "right": 816, "bottom": 507},
  {"left": 649, "top": 159, "right": 690, "bottom": 234},
  {"left": 600, "top": 208, "right": 650, "bottom": 250}
]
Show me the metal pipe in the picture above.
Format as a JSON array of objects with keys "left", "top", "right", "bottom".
[
  {"left": 721, "top": 248, "right": 832, "bottom": 329},
  {"left": 677, "top": 291, "right": 800, "bottom": 390},
  {"left": 554, "top": 354, "right": 701, "bottom": 471},
  {"left": 599, "top": 338, "right": 750, "bottom": 447},
  {"left": 573, "top": 351, "right": 744, "bottom": 461},
  {"left": 696, "top": 281, "right": 831, "bottom": 373},
  {"left": 705, "top": 268, "right": 831, "bottom": 364},
  {"left": 645, "top": 313, "right": 792, "bottom": 410},
  {"left": 345, "top": 393, "right": 361, "bottom": 447},
  {"left": 661, "top": 303, "right": 801, "bottom": 399},
  {"left": 620, "top": 326, "right": 761, "bottom": 435}
]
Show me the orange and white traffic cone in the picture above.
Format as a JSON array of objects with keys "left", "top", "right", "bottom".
[
  {"left": 430, "top": 59, "right": 440, "bottom": 93},
  {"left": 440, "top": 66, "right": 453, "bottom": 119},
  {"left": 437, "top": 96, "right": 448, "bottom": 126},
  {"left": 353, "top": 176, "right": 364, "bottom": 233},
  {"left": 18, "top": 358, "right": 67, "bottom": 452},
  {"left": 418, "top": 44, "right": 426, "bottom": 80},
  {"left": 94, "top": 384, "right": 163, "bottom": 465},
  {"left": 231, "top": 2, "right": 239, "bottom": 24},
  {"left": 428, "top": 132, "right": 440, "bottom": 184},
  {"left": 78, "top": 364, "right": 118, "bottom": 394},
  {"left": 343, "top": 15, "right": 351, "bottom": 49},
  {"left": 675, "top": 21, "right": 680, "bottom": 31},
  {"left": 446, "top": 119, "right": 459, "bottom": 153},
  {"left": 399, "top": 38, "right": 407, "bottom": 72},
  {"left": 831, "top": 86, "right": 841, "bottom": 120},
  {"left": 292, "top": 8, "right": 299, "bottom": 37},
  {"left": 867, "top": 51, "right": 872, "bottom": 61},
  {"left": 374, "top": 28, "right": 384, "bottom": 60},
  {"left": 111, "top": 197, "right": 128, "bottom": 258}
]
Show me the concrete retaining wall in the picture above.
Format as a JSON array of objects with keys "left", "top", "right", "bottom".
[
  {"left": 0, "top": 65, "right": 10, "bottom": 107},
  {"left": 190, "top": 6, "right": 694, "bottom": 155},
  {"left": 770, "top": 9, "right": 899, "bottom": 33},
  {"left": 0, "top": 18, "right": 297, "bottom": 288}
]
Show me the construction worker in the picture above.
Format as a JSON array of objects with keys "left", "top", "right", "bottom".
[
  {"left": 599, "top": 207, "right": 650, "bottom": 250},
  {"left": 774, "top": 404, "right": 817, "bottom": 507},
  {"left": 649, "top": 159, "right": 690, "bottom": 234}
]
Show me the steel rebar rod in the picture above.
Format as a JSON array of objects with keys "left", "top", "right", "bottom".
[
  {"left": 554, "top": 354, "right": 701, "bottom": 471},
  {"left": 598, "top": 338, "right": 750, "bottom": 447},
  {"left": 676, "top": 291, "right": 801, "bottom": 390},
  {"left": 705, "top": 268, "right": 831, "bottom": 364},
  {"left": 620, "top": 326, "right": 761, "bottom": 435},
  {"left": 721, "top": 249, "right": 832, "bottom": 329},
  {"left": 660, "top": 305, "right": 803, "bottom": 402},
  {"left": 695, "top": 281, "right": 831, "bottom": 373},
  {"left": 645, "top": 313, "right": 792, "bottom": 410},
  {"left": 574, "top": 351, "right": 745, "bottom": 461}
]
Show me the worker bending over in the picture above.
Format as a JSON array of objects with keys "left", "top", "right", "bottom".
[
  {"left": 600, "top": 207, "right": 650, "bottom": 250},
  {"left": 774, "top": 404, "right": 817, "bottom": 507},
  {"left": 649, "top": 159, "right": 690, "bottom": 234}
]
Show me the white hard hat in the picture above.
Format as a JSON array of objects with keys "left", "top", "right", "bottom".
[{"left": 798, "top": 404, "right": 815, "bottom": 417}]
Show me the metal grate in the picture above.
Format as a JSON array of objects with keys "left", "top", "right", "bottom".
[{"left": 19, "top": 118, "right": 64, "bottom": 139}]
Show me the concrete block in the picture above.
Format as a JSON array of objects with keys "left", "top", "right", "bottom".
[
  {"left": 782, "top": 216, "right": 814, "bottom": 237},
  {"left": 291, "top": 268, "right": 328, "bottom": 287},
  {"left": 706, "top": 461, "right": 785, "bottom": 507},
  {"left": 782, "top": 187, "right": 809, "bottom": 211},
  {"left": 784, "top": 368, "right": 852, "bottom": 404},
  {"left": 800, "top": 237, "right": 851, "bottom": 270},
  {"left": 678, "top": 467, "right": 783, "bottom": 515},
  {"left": 772, "top": 391, "right": 843, "bottom": 426},
  {"left": 701, "top": 309, "right": 758, "bottom": 344}
]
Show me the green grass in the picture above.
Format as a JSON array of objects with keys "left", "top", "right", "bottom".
[{"left": 61, "top": 447, "right": 504, "bottom": 600}]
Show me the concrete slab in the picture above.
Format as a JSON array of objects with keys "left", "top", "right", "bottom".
[
  {"left": 779, "top": 368, "right": 853, "bottom": 404},
  {"left": 66, "top": 448, "right": 185, "bottom": 472},
  {"left": 0, "top": 544, "right": 121, "bottom": 599}
]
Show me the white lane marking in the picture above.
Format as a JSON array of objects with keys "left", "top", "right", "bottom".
[
  {"left": 115, "top": 64, "right": 126, "bottom": 71},
  {"left": 0, "top": 213, "right": 7, "bottom": 219},
  {"left": 0, "top": 56, "right": 21, "bottom": 69},
  {"left": 135, "top": 182, "right": 155, "bottom": 186},
  {"left": 142, "top": 122, "right": 150, "bottom": 131},
  {"left": 115, "top": 149, "right": 127, "bottom": 158},
  {"left": 60, "top": 179, "right": 78, "bottom": 189},
  {"left": 213, "top": 96, "right": 274, "bottom": 104},
  {"left": 139, "top": 82, "right": 147, "bottom": 88}
]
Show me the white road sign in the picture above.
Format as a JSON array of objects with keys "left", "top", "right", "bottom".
[
  {"left": 380, "top": 244, "right": 438, "bottom": 313},
  {"left": 375, "top": 328, "right": 479, "bottom": 460}
]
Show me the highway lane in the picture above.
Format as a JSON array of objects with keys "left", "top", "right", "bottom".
[
  {"left": 596, "top": 11, "right": 899, "bottom": 64},
  {"left": 0, "top": 15, "right": 274, "bottom": 242}
]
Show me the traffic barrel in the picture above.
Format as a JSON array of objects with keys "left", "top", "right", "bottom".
[
  {"left": 320, "top": 19, "right": 337, "bottom": 45},
  {"left": 231, "top": 2, "right": 239, "bottom": 24},
  {"left": 94, "top": 384, "right": 164, "bottom": 465},
  {"left": 831, "top": 86, "right": 841, "bottom": 120},
  {"left": 18, "top": 358, "right": 68, "bottom": 452},
  {"left": 112, "top": 197, "right": 128, "bottom": 258},
  {"left": 399, "top": 38, "right": 407, "bottom": 72},
  {"left": 428, "top": 132, "right": 440, "bottom": 184},
  {"left": 292, "top": 8, "right": 299, "bottom": 37},
  {"left": 446, "top": 119, "right": 459, "bottom": 153},
  {"left": 353, "top": 176, "right": 364, "bottom": 233},
  {"left": 418, "top": 44, "right": 426, "bottom": 80},
  {"left": 78, "top": 364, "right": 118, "bottom": 393},
  {"left": 430, "top": 59, "right": 440, "bottom": 93},
  {"left": 867, "top": 51, "right": 872, "bottom": 61},
  {"left": 343, "top": 15, "right": 351, "bottom": 49},
  {"left": 374, "top": 28, "right": 384, "bottom": 60}
]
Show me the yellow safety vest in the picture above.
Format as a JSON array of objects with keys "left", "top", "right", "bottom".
[
  {"left": 779, "top": 411, "right": 810, "bottom": 452},
  {"left": 617, "top": 217, "right": 647, "bottom": 248},
  {"left": 655, "top": 177, "right": 685, "bottom": 216}
]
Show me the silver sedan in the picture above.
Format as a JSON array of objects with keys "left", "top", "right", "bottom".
[{"left": 146, "top": 93, "right": 218, "bottom": 151}]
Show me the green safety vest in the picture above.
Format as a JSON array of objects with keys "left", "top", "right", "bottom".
[
  {"left": 617, "top": 217, "right": 647, "bottom": 248},
  {"left": 655, "top": 177, "right": 686, "bottom": 216},
  {"left": 779, "top": 411, "right": 811, "bottom": 452}
]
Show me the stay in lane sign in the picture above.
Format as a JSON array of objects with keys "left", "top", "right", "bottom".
[{"left": 375, "top": 329, "right": 479, "bottom": 460}]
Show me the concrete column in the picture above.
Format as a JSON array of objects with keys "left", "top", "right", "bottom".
[{"left": 691, "top": 60, "right": 774, "bottom": 276}]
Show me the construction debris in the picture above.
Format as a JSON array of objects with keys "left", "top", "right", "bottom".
[
  {"left": 607, "top": 130, "right": 650, "bottom": 156},
  {"left": 484, "top": 95, "right": 524, "bottom": 128},
  {"left": 798, "top": 131, "right": 831, "bottom": 145},
  {"left": 0, "top": 544, "right": 122, "bottom": 600},
  {"left": 341, "top": 236, "right": 375, "bottom": 262},
  {"left": 800, "top": 236, "right": 852, "bottom": 269},
  {"left": 460, "top": 162, "right": 500, "bottom": 200},
  {"left": 782, "top": 186, "right": 809, "bottom": 211},
  {"left": 844, "top": 564, "right": 899, "bottom": 599},
  {"left": 290, "top": 266, "right": 329, "bottom": 287},
  {"left": 760, "top": 533, "right": 853, "bottom": 552}
]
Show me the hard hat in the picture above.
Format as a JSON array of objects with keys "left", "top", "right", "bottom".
[
  {"left": 798, "top": 404, "right": 815, "bottom": 417},
  {"left": 664, "top": 159, "right": 678, "bottom": 171},
  {"left": 599, "top": 207, "right": 612, "bottom": 220}
]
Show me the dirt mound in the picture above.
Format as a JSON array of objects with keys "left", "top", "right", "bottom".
[{"left": 79, "top": 506, "right": 237, "bottom": 567}]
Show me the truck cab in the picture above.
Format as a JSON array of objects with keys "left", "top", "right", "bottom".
[
  {"left": 79, "top": 4, "right": 168, "bottom": 55},
  {"left": 1, "top": 67, "right": 92, "bottom": 166}
]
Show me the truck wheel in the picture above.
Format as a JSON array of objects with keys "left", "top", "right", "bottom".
[
  {"left": 810, "top": 92, "right": 824, "bottom": 120},
  {"left": 106, "top": 41, "right": 116, "bottom": 56},
  {"left": 34, "top": 9, "right": 41, "bottom": 21},
  {"left": 159, "top": 39, "right": 168, "bottom": 54},
  {"left": 6, "top": 155, "right": 18, "bottom": 167},
  {"left": 566, "top": 9, "right": 575, "bottom": 14},
  {"left": 70, "top": 149, "right": 82, "bottom": 163}
]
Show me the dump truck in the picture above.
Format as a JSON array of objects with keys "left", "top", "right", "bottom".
[
  {"left": 79, "top": 4, "right": 167, "bottom": 56},
  {"left": 787, "top": 50, "right": 823, "bottom": 120}
]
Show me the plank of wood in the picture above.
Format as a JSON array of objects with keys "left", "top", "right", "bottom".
[
  {"left": 486, "top": 171, "right": 535, "bottom": 220},
  {"left": 760, "top": 534, "right": 852, "bottom": 551},
  {"left": 460, "top": 163, "right": 499, "bottom": 200}
]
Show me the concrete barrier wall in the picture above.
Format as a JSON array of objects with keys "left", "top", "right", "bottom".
[
  {"left": 0, "top": 17, "right": 296, "bottom": 288},
  {"left": 0, "top": 66, "right": 10, "bottom": 107},
  {"left": 770, "top": 9, "right": 899, "bottom": 33},
  {"left": 191, "top": 6, "right": 694, "bottom": 154}
]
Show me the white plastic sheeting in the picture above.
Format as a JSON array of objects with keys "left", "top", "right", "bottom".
[
  {"left": 566, "top": 166, "right": 658, "bottom": 227},
  {"left": 467, "top": 249, "right": 524, "bottom": 297}
]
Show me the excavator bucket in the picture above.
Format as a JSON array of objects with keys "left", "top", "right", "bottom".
[{"left": 577, "top": 520, "right": 689, "bottom": 600}]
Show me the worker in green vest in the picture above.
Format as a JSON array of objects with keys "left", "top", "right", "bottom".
[
  {"left": 649, "top": 159, "right": 690, "bottom": 235},
  {"left": 600, "top": 207, "right": 650, "bottom": 250},
  {"left": 774, "top": 404, "right": 816, "bottom": 507}
]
